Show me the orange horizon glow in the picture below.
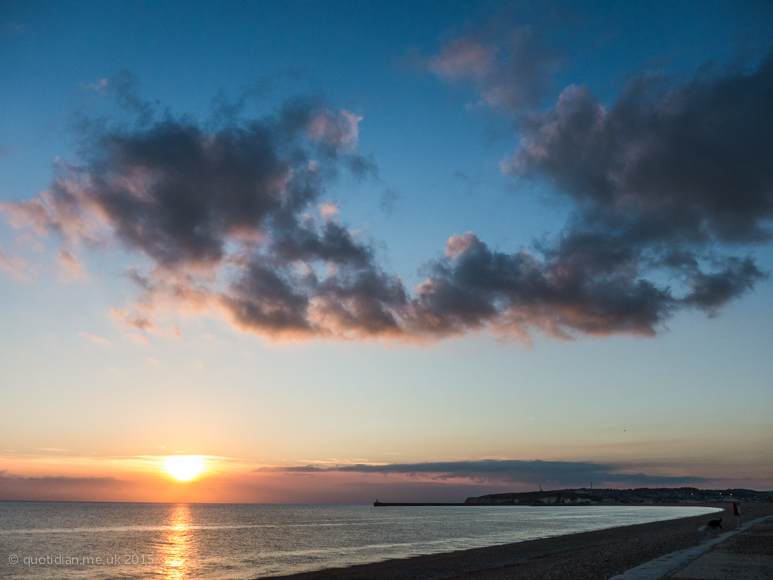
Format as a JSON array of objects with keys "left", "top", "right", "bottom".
[{"left": 1, "top": 450, "right": 772, "bottom": 504}]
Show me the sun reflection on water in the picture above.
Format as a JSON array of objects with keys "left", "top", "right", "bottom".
[{"left": 160, "top": 504, "right": 193, "bottom": 579}]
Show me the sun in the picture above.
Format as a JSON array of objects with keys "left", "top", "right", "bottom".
[{"left": 165, "top": 455, "right": 205, "bottom": 481}]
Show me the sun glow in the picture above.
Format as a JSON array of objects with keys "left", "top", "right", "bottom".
[{"left": 165, "top": 456, "right": 205, "bottom": 481}]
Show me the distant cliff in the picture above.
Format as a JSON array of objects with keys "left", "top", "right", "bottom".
[{"left": 465, "top": 487, "right": 773, "bottom": 505}]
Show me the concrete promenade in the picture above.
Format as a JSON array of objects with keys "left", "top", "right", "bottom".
[{"left": 610, "top": 515, "right": 773, "bottom": 580}]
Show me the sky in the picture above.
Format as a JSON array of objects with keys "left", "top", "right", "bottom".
[{"left": 0, "top": 0, "right": 772, "bottom": 503}]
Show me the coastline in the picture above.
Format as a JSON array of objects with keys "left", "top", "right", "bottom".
[{"left": 264, "top": 502, "right": 773, "bottom": 580}]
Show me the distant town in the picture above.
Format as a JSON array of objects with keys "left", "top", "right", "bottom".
[{"left": 465, "top": 487, "right": 773, "bottom": 505}]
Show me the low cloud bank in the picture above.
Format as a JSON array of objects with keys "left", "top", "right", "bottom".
[
  {"left": 0, "top": 471, "right": 122, "bottom": 501},
  {"left": 273, "top": 459, "right": 707, "bottom": 488}
]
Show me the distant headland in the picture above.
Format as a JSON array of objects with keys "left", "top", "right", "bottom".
[{"left": 374, "top": 487, "right": 773, "bottom": 507}]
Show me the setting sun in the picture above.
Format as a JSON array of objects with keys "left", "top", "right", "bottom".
[{"left": 165, "top": 456, "right": 205, "bottom": 481}]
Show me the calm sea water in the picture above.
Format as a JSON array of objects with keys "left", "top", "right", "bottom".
[{"left": 0, "top": 502, "right": 720, "bottom": 579}]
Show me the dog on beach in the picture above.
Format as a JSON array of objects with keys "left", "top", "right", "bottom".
[{"left": 706, "top": 518, "right": 722, "bottom": 530}]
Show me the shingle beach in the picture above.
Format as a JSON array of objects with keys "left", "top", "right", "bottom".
[{"left": 266, "top": 503, "right": 773, "bottom": 580}]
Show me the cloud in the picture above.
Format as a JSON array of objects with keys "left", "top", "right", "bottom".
[
  {"left": 273, "top": 459, "right": 707, "bottom": 487},
  {"left": 0, "top": 472, "right": 122, "bottom": 501},
  {"left": 494, "top": 53, "right": 773, "bottom": 329},
  {"left": 0, "top": 84, "right": 402, "bottom": 342},
  {"left": 427, "top": 26, "right": 559, "bottom": 113},
  {"left": 424, "top": 32, "right": 772, "bottom": 338},
  {"left": 110, "top": 303, "right": 184, "bottom": 341},
  {"left": 428, "top": 36, "right": 496, "bottom": 81},
  {"left": 379, "top": 188, "right": 399, "bottom": 216},
  {"left": 4, "top": 96, "right": 370, "bottom": 273},
  {"left": 2, "top": 59, "right": 771, "bottom": 344},
  {"left": 89, "top": 78, "right": 109, "bottom": 91},
  {"left": 77, "top": 331, "right": 111, "bottom": 345},
  {"left": 0, "top": 472, "right": 117, "bottom": 485},
  {"left": 318, "top": 202, "right": 340, "bottom": 222},
  {"left": 410, "top": 46, "right": 769, "bottom": 341},
  {"left": 308, "top": 109, "right": 363, "bottom": 148},
  {"left": 406, "top": 231, "right": 762, "bottom": 341},
  {"left": 56, "top": 248, "right": 87, "bottom": 281},
  {"left": 111, "top": 307, "right": 158, "bottom": 333},
  {"left": 0, "top": 243, "right": 28, "bottom": 280},
  {"left": 506, "top": 56, "right": 773, "bottom": 244},
  {"left": 409, "top": 233, "right": 665, "bottom": 340},
  {"left": 87, "top": 69, "right": 155, "bottom": 126},
  {"left": 0, "top": 195, "right": 54, "bottom": 234}
]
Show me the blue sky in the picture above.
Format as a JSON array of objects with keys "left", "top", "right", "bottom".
[{"left": 1, "top": 1, "right": 772, "bottom": 502}]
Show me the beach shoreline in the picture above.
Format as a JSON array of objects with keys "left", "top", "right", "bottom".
[{"left": 263, "top": 502, "right": 773, "bottom": 580}]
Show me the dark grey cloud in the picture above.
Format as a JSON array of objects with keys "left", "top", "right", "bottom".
[
  {"left": 0, "top": 77, "right": 408, "bottom": 340},
  {"left": 509, "top": 54, "right": 773, "bottom": 243},
  {"left": 409, "top": 232, "right": 677, "bottom": 339},
  {"left": 411, "top": 49, "right": 773, "bottom": 339},
  {"left": 274, "top": 459, "right": 707, "bottom": 487},
  {"left": 498, "top": 53, "right": 773, "bottom": 326},
  {"left": 2, "top": 55, "right": 771, "bottom": 342}
]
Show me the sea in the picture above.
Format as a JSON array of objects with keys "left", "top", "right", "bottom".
[{"left": 0, "top": 502, "right": 721, "bottom": 580}]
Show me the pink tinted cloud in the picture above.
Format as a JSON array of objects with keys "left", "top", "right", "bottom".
[
  {"left": 0, "top": 243, "right": 28, "bottom": 280},
  {"left": 111, "top": 306, "right": 185, "bottom": 343},
  {"left": 318, "top": 202, "right": 340, "bottom": 222},
  {"left": 427, "top": 37, "right": 495, "bottom": 81},
  {"left": 57, "top": 248, "right": 87, "bottom": 282},
  {"left": 111, "top": 307, "right": 158, "bottom": 333},
  {"left": 76, "top": 331, "right": 111, "bottom": 345},
  {"left": 426, "top": 26, "right": 559, "bottom": 114},
  {"left": 0, "top": 195, "right": 51, "bottom": 234},
  {"left": 0, "top": 178, "right": 109, "bottom": 245},
  {"left": 444, "top": 232, "right": 481, "bottom": 259},
  {"left": 308, "top": 109, "right": 363, "bottom": 147}
]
